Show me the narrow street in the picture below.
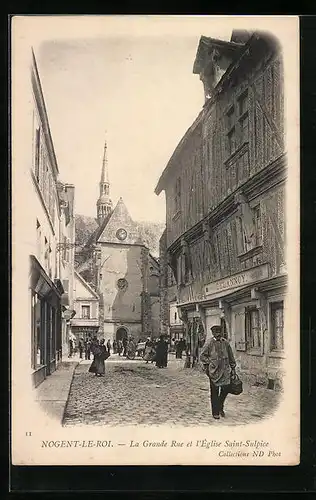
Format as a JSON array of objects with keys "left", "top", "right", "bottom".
[{"left": 63, "top": 354, "right": 280, "bottom": 427}]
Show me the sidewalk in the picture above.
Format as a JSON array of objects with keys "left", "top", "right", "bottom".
[{"left": 34, "top": 356, "right": 81, "bottom": 423}]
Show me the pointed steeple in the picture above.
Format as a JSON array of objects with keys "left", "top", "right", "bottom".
[
  {"left": 97, "top": 136, "right": 112, "bottom": 225},
  {"left": 100, "top": 140, "right": 109, "bottom": 184}
]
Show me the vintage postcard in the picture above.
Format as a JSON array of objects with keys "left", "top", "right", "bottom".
[{"left": 11, "top": 15, "right": 300, "bottom": 466}]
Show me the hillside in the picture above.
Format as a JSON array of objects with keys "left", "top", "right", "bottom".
[{"left": 75, "top": 214, "right": 165, "bottom": 257}]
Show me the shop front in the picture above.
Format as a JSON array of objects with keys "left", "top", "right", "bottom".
[
  {"left": 30, "top": 256, "right": 64, "bottom": 388},
  {"left": 177, "top": 264, "right": 287, "bottom": 387}
]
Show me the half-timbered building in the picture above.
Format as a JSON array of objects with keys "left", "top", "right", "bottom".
[{"left": 155, "top": 30, "right": 286, "bottom": 388}]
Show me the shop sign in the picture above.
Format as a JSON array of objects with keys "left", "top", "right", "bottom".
[{"left": 204, "top": 264, "right": 269, "bottom": 297}]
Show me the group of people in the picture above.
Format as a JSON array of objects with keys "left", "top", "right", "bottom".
[
  {"left": 73, "top": 324, "right": 238, "bottom": 419},
  {"left": 143, "top": 336, "right": 169, "bottom": 368}
]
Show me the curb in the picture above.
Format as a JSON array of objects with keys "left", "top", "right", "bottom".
[{"left": 60, "top": 360, "right": 79, "bottom": 426}]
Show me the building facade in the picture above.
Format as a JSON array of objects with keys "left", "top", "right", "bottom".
[
  {"left": 70, "top": 271, "right": 99, "bottom": 340},
  {"left": 75, "top": 142, "right": 160, "bottom": 344},
  {"left": 155, "top": 30, "right": 286, "bottom": 388},
  {"left": 28, "top": 50, "right": 75, "bottom": 387}
]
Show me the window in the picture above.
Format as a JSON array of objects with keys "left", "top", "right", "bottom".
[
  {"left": 81, "top": 305, "right": 91, "bottom": 319},
  {"left": 36, "top": 220, "right": 41, "bottom": 257},
  {"left": 270, "top": 301, "right": 284, "bottom": 351},
  {"left": 245, "top": 307, "right": 260, "bottom": 350},
  {"left": 237, "top": 90, "right": 249, "bottom": 145},
  {"left": 227, "top": 127, "right": 236, "bottom": 155},
  {"left": 48, "top": 245, "right": 52, "bottom": 278},
  {"left": 225, "top": 90, "right": 249, "bottom": 157},
  {"left": 174, "top": 177, "right": 181, "bottom": 214},
  {"left": 174, "top": 312, "right": 177, "bottom": 322},
  {"left": 238, "top": 90, "right": 248, "bottom": 116},
  {"left": 226, "top": 106, "right": 236, "bottom": 155},
  {"left": 254, "top": 204, "right": 262, "bottom": 246},
  {"left": 34, "top": 128, "right": 40, "bottom": 181}
]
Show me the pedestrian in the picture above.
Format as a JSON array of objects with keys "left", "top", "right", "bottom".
[
  {"left": 89, "top": 339, "right": 109, "bottom": 377},
  {"left": 68, "top": 334, "right": 75, "bottom": 358},
  {"left": 106, "top": 339, "right": 112, "bottom": 354},
  {"left": 84, "top": 337, "right": 91, "bottom": 360},
  {"left": 78, "top": 338, "right": 84, "bottom": 359},
  {"left": 199, "top": 324, "right": 237, "bottom": 420},
  {"left": 117, "top": 339, "right": 123, "bottom": 356},
  {"left": 126, "top": 337, "right": 137, "bottom": 359},
  {"left": 113, "top": 339, "right": 118, "bottom": 354},
  {"left": 155, "top": 335, "right": 168, "bottom": 368},
  {"left": 122, "top": 337, "right": 128, "bottom": 357},
  {"left": 143, "top": 337, "right": 155, "bottom": 363}
]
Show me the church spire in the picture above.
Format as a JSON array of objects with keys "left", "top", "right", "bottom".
[{"left": 97, "top": 136, "right": 112, "bottom": 225}]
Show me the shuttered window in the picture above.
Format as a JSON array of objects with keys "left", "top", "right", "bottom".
[
  {"left": 270, "top": 301, "right": 284, "bottom": 351},
  {"left": 245, "top": 307, "right": 261, "bottom": 350},
  {"left": 233, "top": 308, "right": 246, "bottom": 351}
]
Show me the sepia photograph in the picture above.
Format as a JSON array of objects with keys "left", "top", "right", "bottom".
[{"left": 11, "top": 15, "right": 299, "bottom": 465}]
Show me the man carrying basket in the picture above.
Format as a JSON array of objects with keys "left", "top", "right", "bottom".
[{"left": 200, "top": 324, "right": 239, "bottom": 420}]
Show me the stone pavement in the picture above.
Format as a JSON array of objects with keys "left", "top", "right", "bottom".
[
  {"left": 35, "top": 358, "right": 79, "bottom": 422},
  {"left": 63, "top": 354, "right": 281, "bottom": 427}
]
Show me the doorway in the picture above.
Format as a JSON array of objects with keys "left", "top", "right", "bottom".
[{"left": 116, "top": 327, "right": 128, "bottom": 342}]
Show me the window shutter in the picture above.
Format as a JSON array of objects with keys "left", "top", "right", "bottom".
[{"left": 233, "top": 307, "right": 246, "bottom": 351}]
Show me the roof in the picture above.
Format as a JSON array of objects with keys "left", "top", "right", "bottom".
[
  {"left": 74, "top": 270, "right": 99, "bottom": 299},
  {"left": 155, "top": 32, "right": 274, "bottom": 196},
  {"left": 154, "top": 111, "right": 204, "bottom": 195},
  {"left": 82, "top": 211, "right": 113, "bottom": 249},
  {"left": 192, "top": 36, "right": 243, "bottom": 74}
]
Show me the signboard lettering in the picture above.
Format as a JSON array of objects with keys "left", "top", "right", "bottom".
[{"left": 204, "top": 264, "right": 269, "bottom": 296}]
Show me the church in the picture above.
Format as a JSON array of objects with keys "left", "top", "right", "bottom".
[{"left": 75, "top": 141, "right": 160, "bottom": 345}]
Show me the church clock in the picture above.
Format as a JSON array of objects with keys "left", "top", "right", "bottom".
[{"left": 116, "top": 228, "right": 127, "bottom": 241}]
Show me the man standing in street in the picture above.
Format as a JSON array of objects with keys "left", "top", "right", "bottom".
[
  {"left": 122, "top": 337, "right": 128, "bottom": 357},
  {"left": 84, "top": 337, "right": 91, "bottom": 360},
  {"left": 199, "top": 325, "right": 236, "bottom": 420},
  {"left": 78, "top": 338, "right": 84, "bottom": 359}
]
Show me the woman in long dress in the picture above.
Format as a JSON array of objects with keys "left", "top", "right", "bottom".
[
  {"left": 89, "top": 339, "right": 109, "bottom": 377},
  {"left": 155, "top": 336, "right": 168, "bottom": 368}
]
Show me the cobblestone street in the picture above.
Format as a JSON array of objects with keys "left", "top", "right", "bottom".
[{"left": 63, "top": 354, "right": 281, "bottom": 427}]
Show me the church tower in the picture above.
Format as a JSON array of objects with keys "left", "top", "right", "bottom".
[{"left": 96, "top": 139, "right": 112, "bottom": 225}]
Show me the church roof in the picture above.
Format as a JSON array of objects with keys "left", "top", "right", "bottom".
[
  {"left": 81, "top": 196, "right": 136, "bottom": 249},
  {"left": 83, "top": 210, "right": 113, "bottom": 249}
]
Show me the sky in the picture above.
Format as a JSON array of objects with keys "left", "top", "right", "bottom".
[{"left": 33, "top": 17, "right": 232, "bottom": 223}]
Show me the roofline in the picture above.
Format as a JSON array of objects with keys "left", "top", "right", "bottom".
[
  {"left": 149, "top": 253, "right": 160, "bottom": 266},
  {"left": 74, "top": 270, "right": 99, "bottom": 299},
  {"left": 31, "top": 48, "right": 60, "bottom": 177},
  {"left": 154, "top": 111, "right": 204, "bottom": 195},
  {"left": 193, "top": 36, "right": 243, "bottom": 74},
  {"left": 155, "top": 32, "right": 274, "bottom": 195}
]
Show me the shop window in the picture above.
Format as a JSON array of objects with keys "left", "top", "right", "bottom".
[
  {"left": 31, "top": 292, "right": 42, "bottom": 369},
  {"left": 270, "top": 301, "right": 284, "bottom": 351},
  {"left": 82, "top": 305, "right": 91, "bottom": 319},
  {"left": 245, "top": 307, "right": 260, "bottom": 350}
]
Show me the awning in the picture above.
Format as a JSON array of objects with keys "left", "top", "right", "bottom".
[{"left": 30, "top": 255, "right": 62, "bottom": 298}]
